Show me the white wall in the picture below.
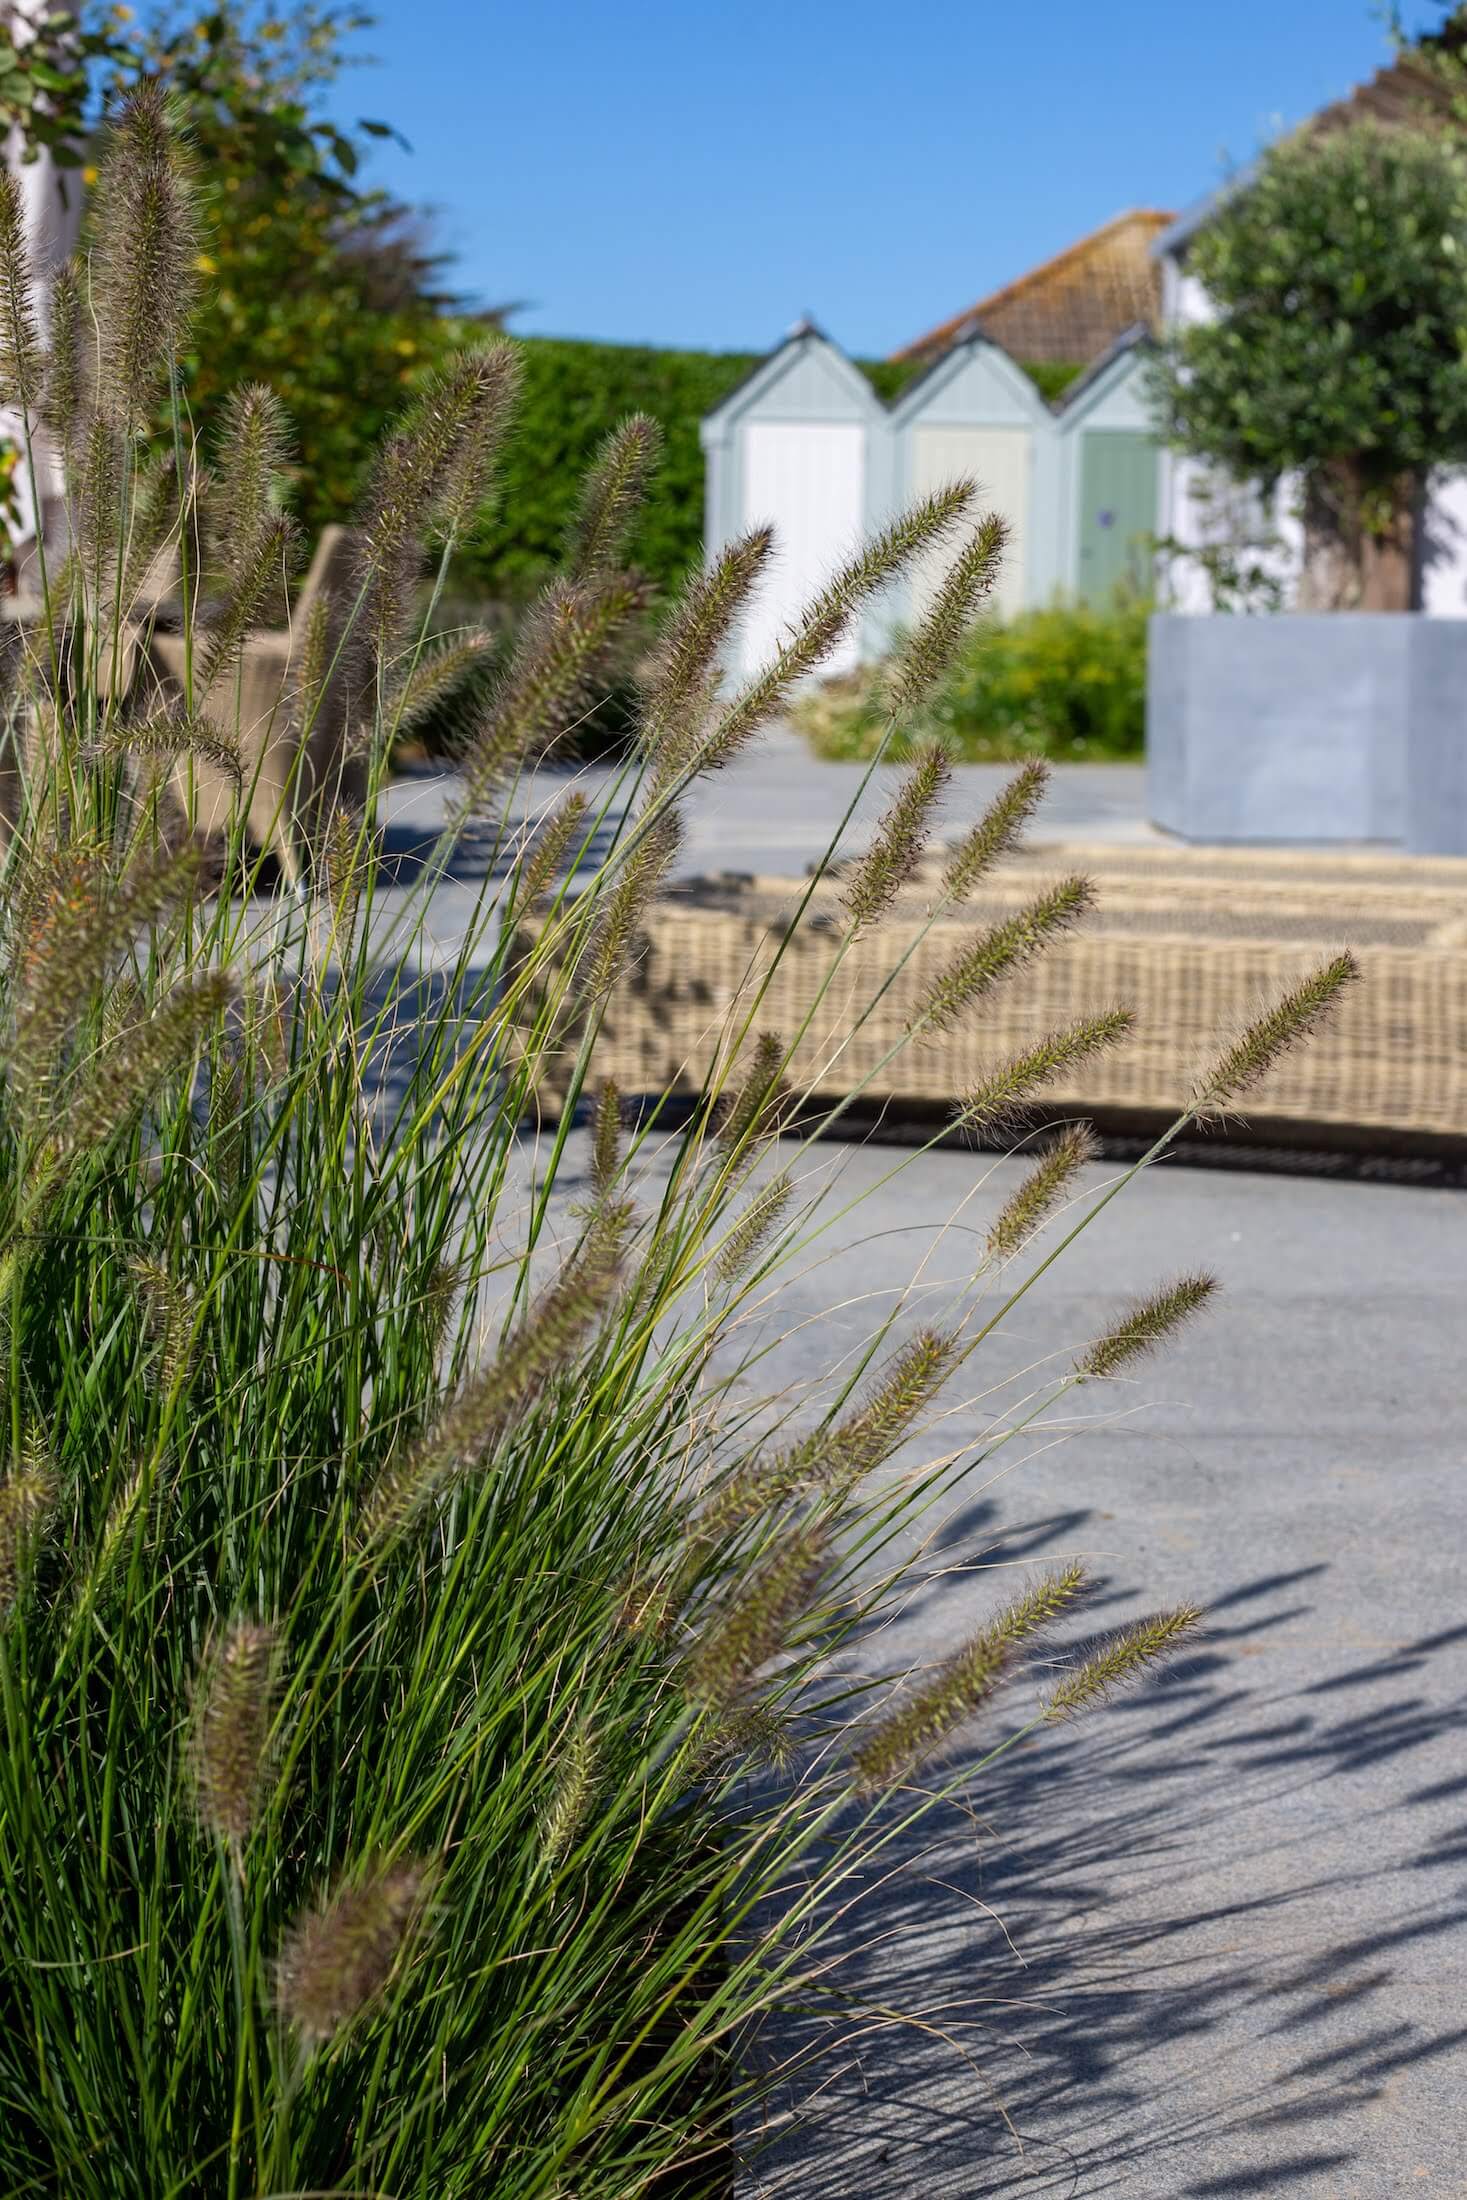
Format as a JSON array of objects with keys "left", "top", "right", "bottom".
[
  {"left": 735, "top": 420, "right": 867, "bottom": 677},
  {"left": 1418, "top": 470, "right": 1467, "bottom": 617}
]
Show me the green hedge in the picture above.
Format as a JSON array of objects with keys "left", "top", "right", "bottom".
[
  {"left": 793, "top": 594, "right": 1150, "bottom": 763},
  {"left": 451, "top": 336, "right": 926, "bottom": 602}
]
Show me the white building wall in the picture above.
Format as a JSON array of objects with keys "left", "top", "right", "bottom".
[
  {"left": 735, "top": 420, "right": 866, "bottom": 677},
  {"left": 1418, "top": 470, "right": 1467, "bottom": 617}
]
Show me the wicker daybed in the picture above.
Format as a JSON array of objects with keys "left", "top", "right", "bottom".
[{"left": 520, "top": 838, "right": 1467, "bottom": 1154}]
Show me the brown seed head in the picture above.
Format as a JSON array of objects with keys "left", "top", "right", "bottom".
[
  {"left": 276, "top": 1859, "right": 434, "bottom": 2050},
  {"left": 889, "top": 508, "right": 1009, "bottom": 715},
  {"left": 1195, "top": 953, "right": 1359, "bottom": 1118},
  {"left": 843, "top": 741, "right": 951, "bottom": 932},
  {"left": 1045, "top": 1604, "right": 1205, "bottom": 1721},
  {"left": 1076, "top": 1274, "right": 1218, "bottom": 1380},
  {"left": 191, "top": 1618, "right": 281, "bottom": 1850},
  {"left": 985, "top": 1124, "right": 1098, "bottom": 1260}
]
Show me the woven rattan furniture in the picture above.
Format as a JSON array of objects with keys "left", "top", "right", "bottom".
[{"left": 522, "top": 840, "right": 1467, "bottom": 1150}]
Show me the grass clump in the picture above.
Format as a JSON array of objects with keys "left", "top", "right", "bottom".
[
  {"left": 0, "top": 93, "right": 1359, "bottom": 2200},
  {"left": 795, "top": 589, "right": 1150, "bottom": 762}
]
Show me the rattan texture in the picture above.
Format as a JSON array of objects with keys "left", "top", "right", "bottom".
[{"left": 522, "top": 840, "right": 1467, "bottom": 1141}]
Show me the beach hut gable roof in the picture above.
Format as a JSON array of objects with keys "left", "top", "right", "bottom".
[
  {"left": 890, "top": 323, "right": 1052, "bottom": 429},
  {"left": 700, "top": 323, "right": 883, "bottom": 440}
]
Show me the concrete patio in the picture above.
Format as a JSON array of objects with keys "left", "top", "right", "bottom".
[{"left": 728, "top": 1141, "right": 1466, "bottom": 2197}]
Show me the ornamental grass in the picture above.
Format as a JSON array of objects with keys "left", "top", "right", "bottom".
[{"left": 0, "top": 93, "right": 1357, "bottom": 2199}]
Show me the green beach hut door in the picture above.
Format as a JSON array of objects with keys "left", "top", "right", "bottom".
[{"left": 1077, "top": 431, "right": 1157, "bottom": 603}]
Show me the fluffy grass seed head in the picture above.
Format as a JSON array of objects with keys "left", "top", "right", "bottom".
[
  {"left": 986, "top": 1124, "right": 1098, "bottom": 1261},
  {"left": 417, "top": 1258, "right": 463, "bottom": 1368},
  {"left": 510, "top": 789, "right": 591, "bottom": 912},
  {"left": 93, "top": 84, "right": 199, "bottom": 424},
  {"left": 210, "top": 383, "right": 293, "bottom": 573},
  {"left": 384, "top": 628, "right": 495, "bottom": 742},
  {"left": 1045, "top": 1604, "right": 1205, "bottom": 1721},
  {"left": 912, "top": 875, "right": 1093, "bottom": 1036},
  {"left": 100, "top": 708, "right": 244, "bottom": 794},
  {"left": 714, "top": 1169, "right": 795, "bottom": 1286},
  {"left": 74, "top": 1464, "right": 151, "bottom": 1619},
  {"left": 888, "top": 509, "right": 1009, "bottom": 716},
  {"left": 580, "top": 806, "right": 683, "bottom": 1006},
  {"left": 697, "top": 484, "right": 976, "bottom": 775},
  {"left": 539, "top": 1719, "right": 599, "bottom": 1869},
  {"left": 314, "top": 804, "right": 375, "bottom": 960},
  {"left": 419, "top": 341, "right": 524, "bottom": 544},
  {"left": 641, "top": 526, "right": 775, "bottom": 775},
  {"left": 56, "top": 970, "right": 237, "bottom": 1172},
  {"left": 715, "top": 1030, "right": 788, "bottom": 1157},
  {"left": 941, "top": 759, "right": 1050, "bottom": 904},
  {"left": 362, "top": 1201, "right": 630, "bottom": 1548},
  {"left": 190, "top": 1618, "right": 282, "bottom": 1852},
  {"left": 958, "top": 1008, "right": 1134, "bottom": 1140},
  {"left": 566, "top": 412, "right": 663, "bottom": 579},
  {"left": 854, "top": 1563, "right": 1088, "bottom": 1792},
  {"left": 129, "top": 1255, "right": 199, "bottom": 1390},
  {"left": 826, "top": 1325, "right": 961, "bottom": 1486},
  {"left": 0, "top": 1443, "right": 58, "bottom": 1618},
  {"left": 73, "top": 406, "right": 126, "bottom": 579},
  {"left": 0, "top": 169, "right": 43, "bottom": 416},
  {"left": 843, "top": 740, "right": 951, "bottom": 932},
  {"left": 356, "top": 344, "right": 522, "bottom": 665},
  {"left": 462, "top": 573, "right": 647, "bottom": 810},
  {"left": 5, "top": 834, "right": 200, "bottom": 1138},
  {"left": 276, "top": 1859, "right": 435, "bottom": 2051},
  {"left": 42, "top": 255, "right": 85, "bottom": 454},
  {"left": 689, "top": 1323, "right": 962, "bottom": 1563},
  {"left": 1194, "top": 952, "right": 1360, "bottom": 1120},
  {"left": 198, "top": 510, "right": 300, "bottom": 695},
  {"left": 1076, "top": 1273, "right": 1218, "bottom": 1380},
  {"left": 686, "top": 1526, "right": 829, "bottom": 1710},
  {"left": 590, "top": 1080, "right": 623, "bottom": 1199}
]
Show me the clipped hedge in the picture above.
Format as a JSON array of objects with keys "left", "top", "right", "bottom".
[
  {"left": 451, "top": 335, "right": 927, "bottom": 601},
  {"left": 793, "top": 593, "right": 1150, "bottom": 763}
]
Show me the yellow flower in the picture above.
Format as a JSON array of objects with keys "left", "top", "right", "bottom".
[
  {"left": 393, "top": 337, "right": 417, "bottom": 357},
  {"left": 194, "top": 253, "right": 218, "bottom": 276},
  {"left": 82, "top": 165, "right": 98, "bottom": 187},
  {"left": 112, "top": 3, "right": 133, "bottom": 18}
]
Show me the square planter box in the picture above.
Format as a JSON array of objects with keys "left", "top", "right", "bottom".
[{"left": 1147, "top": 611, "right": 1467, "bottom": 853}]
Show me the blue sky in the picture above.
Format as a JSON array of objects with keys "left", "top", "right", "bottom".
[{"left": 330, "top": 0, "right": 1445, "bottom": 359}]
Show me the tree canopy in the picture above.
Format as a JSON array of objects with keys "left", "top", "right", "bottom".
[{"left": 1152, "top": 119, "right": 1467, "bottom": 604}]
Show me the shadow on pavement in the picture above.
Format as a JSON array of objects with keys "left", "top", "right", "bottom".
[{"left": 743, "top": 1544, "right": 1467, "bottom": 2197}]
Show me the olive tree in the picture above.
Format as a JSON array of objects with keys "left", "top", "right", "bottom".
[{"left": 1153, "top": 119, "right": 1467, "bottom": 610}]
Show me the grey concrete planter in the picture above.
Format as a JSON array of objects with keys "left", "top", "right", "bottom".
[{"left": 1147, "top": 611, "right": 1467, "bottom": 852}]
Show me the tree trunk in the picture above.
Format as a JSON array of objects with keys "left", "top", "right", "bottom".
[{"left": 1298, "top": 460, "right": 1417, "bottom": 612}]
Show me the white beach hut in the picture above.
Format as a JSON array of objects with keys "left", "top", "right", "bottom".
[{"left": 699, "top": 322, "right": 894, "bottom": 679}]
